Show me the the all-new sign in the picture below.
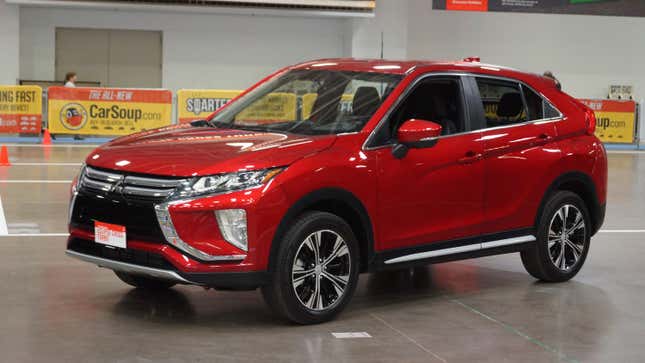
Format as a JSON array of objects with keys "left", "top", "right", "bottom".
[{"left": 48, "top": 87, "right": 172, "bottom": 135}]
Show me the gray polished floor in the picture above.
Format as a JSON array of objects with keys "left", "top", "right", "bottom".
[{"left": 0, "top": 144, "right": 643, "bottom": 362}]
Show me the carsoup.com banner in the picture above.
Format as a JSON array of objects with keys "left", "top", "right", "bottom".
[
  {"left": 0, "top": 85, "right": 42, "bottom": 134},
  {"left": 48, "top": 87, "right": 172, "bottom": 135},
  {"left": 579, "top": 99, "right": 637, "bottom": 144},
  {"left": 433, "top": 0, "right": 645, "bottom": 17},
  {"left": 177, "top": 89, "right": 243, "bottom": 124}
]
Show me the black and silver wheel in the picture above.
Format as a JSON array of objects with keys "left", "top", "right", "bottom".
[
  {"left": 114, "top": 271, "right": 176, "bottom": 290},
  {"left": 262, "top": 211, "right": 359, "bottom": 324},
  {"left": 521, "top": 191, "right": 591, "bottom": 282}
]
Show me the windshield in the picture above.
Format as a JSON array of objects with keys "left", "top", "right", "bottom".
[{"left": 209, "top": 70, "right": 402, "bottom": 135}]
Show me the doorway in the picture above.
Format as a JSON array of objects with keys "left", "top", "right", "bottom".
[{"left": 55, "top": 28, "right": 162, "bottom": 88}]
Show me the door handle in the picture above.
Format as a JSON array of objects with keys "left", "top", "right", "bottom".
[
  {"left": 457, "top": 151, "right": 482, "bottom": 164},
  {"left": 538, "top": 133, "right": 553, "bottom": 142},
  {"left": 531, "top": 133, "right": 553, "bottom": 146}
]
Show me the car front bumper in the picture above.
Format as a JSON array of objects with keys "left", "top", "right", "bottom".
[{"left": 66, "top": 236, "right": 270, "bottom": 290}]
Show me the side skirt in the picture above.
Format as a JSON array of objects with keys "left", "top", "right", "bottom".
[{"left": 371, "top": 229, "right": 535, "bottom": 271}]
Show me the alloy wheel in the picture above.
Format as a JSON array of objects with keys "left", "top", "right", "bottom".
[
  {"left": 291, "top": 229, "right": 351, "bottom": 311},
  {"left": 547, "top": 204, "right": 586, "bottom": 271}
]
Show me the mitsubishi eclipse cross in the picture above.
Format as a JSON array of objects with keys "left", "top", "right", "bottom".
[{"left": 67, "top": 59, "right": 607, "bottom": 324}]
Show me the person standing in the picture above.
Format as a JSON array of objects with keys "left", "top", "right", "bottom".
[{"left": 64, "top": 72, "right": 77, "bottom": 87}]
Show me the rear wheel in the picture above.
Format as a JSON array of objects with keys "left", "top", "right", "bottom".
[
  {"left": 521, "top": 191, "right": 591, "bottom": 282},
  {"left": 261, "top": 211, "right": 359, "bottom": 324},
  {"left": 114, "top": 271, "right": 176, "bottom": 290}
]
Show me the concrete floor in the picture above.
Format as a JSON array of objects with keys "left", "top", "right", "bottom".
[{"left": 0, "top": 144, "right": 644, "bottom": 363}]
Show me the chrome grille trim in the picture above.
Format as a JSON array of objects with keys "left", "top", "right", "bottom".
[
  {"left": 79, "top": 166, "right": 187, "bottom": 201},
  {"left": 82, "top": 178, "right": 112, "bottom": 192},
  {"left": 85, "top": 167, "right": 123, "bottom": 183},
  {"left": 124, "top": 175, "right": 185, "bottom": 188},
  {"left": 123, "top": 186, "right": 176, "bottom": 198}
]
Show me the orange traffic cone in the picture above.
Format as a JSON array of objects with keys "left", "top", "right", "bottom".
[
  {"left": 42, "top": 129, "right": 52, "bottom": 145},
  {"left": 0, "top": 146, "right": 11, "bottom": 166}
]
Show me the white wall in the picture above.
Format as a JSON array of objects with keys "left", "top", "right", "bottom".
[
  {"left": 405, "top": 0, "right": 645, "bottom": 144},
  {"left": 19, "top": 7, "right": 348, "bottom": 90},
  {"left": 349, "top": 0, "right": 407, "bottom": 59},
  {"left": 407, "top": 1, "right": 645, "bottom": 99},
  {"left": 0, "top": 1, "right": 19, "bottom": 84}
]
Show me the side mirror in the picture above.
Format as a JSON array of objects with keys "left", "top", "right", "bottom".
[
  {"left": 392, "top": 119, "right": 442, "bottom": 159},
  {"left": 397, "top": 119, "right": 442, "bottom": 144}
]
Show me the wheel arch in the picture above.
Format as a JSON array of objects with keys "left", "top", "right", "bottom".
[
  {"left": 536, "top": 171, "right": 604, "bottom": 236},
  {"left": 268, "top": 188, "right": 375, "bottom": 273}
]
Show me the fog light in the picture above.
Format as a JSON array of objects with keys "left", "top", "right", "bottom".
[{"left": 215, "top": 209, "right": 248, "bottom": 251}]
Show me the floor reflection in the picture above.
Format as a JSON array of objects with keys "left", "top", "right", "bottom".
[{"left": 112, "top": 288, "right": 196, "bottom": 322}]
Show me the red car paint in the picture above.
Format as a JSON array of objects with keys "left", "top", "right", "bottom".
[{"left": 68, "top": 59, "right": 607, "bottom": 282}]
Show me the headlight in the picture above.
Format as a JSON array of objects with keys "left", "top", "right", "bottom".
[{"left": 182, "top": 168, "right": 284, "bottom": 197}]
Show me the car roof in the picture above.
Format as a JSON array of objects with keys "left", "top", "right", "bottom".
[{"left": 290, "top": 58, "right": 554, "bottom": 88}]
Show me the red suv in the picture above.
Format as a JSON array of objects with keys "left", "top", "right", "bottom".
[{"left": 67, "top": 59, "right": 607, "bottom": 324}]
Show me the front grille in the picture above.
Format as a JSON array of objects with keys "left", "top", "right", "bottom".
[
  {"left": 68, "top": 238, "right": 176, "bottom": 271},
  {"left": 73, "top": 166, "right": 189, "bottom": 242},
  {"left": 80, "top": 166, "right": 187, "bottom": 203},
  {"left": 71, "top": 193, "right": 168, "bottom": 242}
]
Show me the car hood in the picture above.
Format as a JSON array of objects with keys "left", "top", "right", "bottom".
[{"left": 85, "top": 124, "right": 336, "bottom": 177}]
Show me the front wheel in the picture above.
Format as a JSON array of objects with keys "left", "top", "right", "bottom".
[
  {"left": 261, "top": 211, "right": 359, "bottom": 324},
  {"left": 521, "top": 191, "right": 591, "bottom": 282}
]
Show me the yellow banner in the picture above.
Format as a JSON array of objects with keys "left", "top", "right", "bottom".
[
  {"left": 177, "top": 89, "right": 242, "bottom": 124},
  {"left": 580, "top": 99, "right": 637, "bottom": 144},
  {"left": 594, "top": 111, "right": 636, "bottom": 144},
  {"left": 0, "top": 85, "right": 42, "bottom": 134},
  {"left": 47, "top": 87, "right": 172, "bottom": 135},
  {"left": 236, "top": 92, "right": 297, "bottom": 123}
]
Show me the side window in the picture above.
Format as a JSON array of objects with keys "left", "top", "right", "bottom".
[
  {"left": 543, "top": 100, "right": 561, "bottom": 119},
  {"left": 522, "top": 85, "right": 561, "bottom": 120},
  {"left": 522, "top": 85, "right": 544, "bottom": 120},
  {"left": 476, "top": 78, "right": 527, "bottom": 128},
  {"left": 388, "top": 77, "right": 466, "bottom": 139}
]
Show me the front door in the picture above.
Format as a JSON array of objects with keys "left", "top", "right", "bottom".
[{"left": 371, "top": 75, "right": 485, "bottom": 252}]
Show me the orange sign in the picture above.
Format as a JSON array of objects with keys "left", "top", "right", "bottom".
[
  {"left": 446, "top": 0, "right": 488, "bottom": 12},
  {"left": 48, "top": 87, "right": 172, "bottom": 135},
  {"left": 0, "top": 85, "right": 42, "bottom": 134}
]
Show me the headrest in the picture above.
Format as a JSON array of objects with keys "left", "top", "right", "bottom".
[
  {"left": 497, "top": 92, "right": 523, "bottom": 117},
  {"left": 353, "top": 87, "right": 381, "bottom": 117}
]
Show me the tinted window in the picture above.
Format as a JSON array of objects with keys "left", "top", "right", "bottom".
[
  {"left": 388, "top": 77, "right": 465, "bottom": 139},
  {"left": 210, "top": 70, "right": 401, "bottom": 135},
  {"left": 522, "top": 85, "right": 561, "bottom": 120},
  {"left": 522, "top": 85, "right": 544, "bottom": 121},
  {"left": 544, "top": 100, "right": 561, "bottom": 119},
  {"left": 476, "top": 78, "right": 527, "bottom": 128}
]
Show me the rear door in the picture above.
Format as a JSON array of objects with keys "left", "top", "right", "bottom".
[{"left": 468, "top": 76, "right": 563, "bottom": 236}]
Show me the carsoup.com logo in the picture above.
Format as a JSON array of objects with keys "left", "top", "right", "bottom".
[{"left": 60, "top": 103, "right": 88, "bottom": 130}]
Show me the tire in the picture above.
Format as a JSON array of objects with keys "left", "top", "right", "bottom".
[
  {"left": 114, "top": 271, "right": 176, "bottom": 290},
  {"left": 261, "top": 211, "right": 360, "bottom": 324},
  {"left": 521, "top": 191, "right": 591, "bottom": 282}
]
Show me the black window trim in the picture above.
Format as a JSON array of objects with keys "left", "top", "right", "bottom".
[{"left": 467, "top": 74, "right": 564, "bottom": 133}]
